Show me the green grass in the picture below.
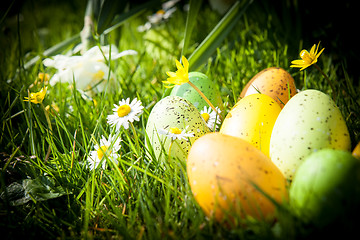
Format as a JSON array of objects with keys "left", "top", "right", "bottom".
[{"left": 1, "top": 0, "right": 360, "bottom": 239}]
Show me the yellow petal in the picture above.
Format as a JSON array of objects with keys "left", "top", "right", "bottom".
[
  {"left": 309, "top": 44, "right": 317, "bottom": 56},
  {"left": 315, "top": 47, "right": 325, "bottom": 59},
  {"left": 175, "top": 59, "right": 183, "bottom": 71},
  {"left": 166, "top": 71, "right": 177, "bottom": 78},
  {"left": 181, "top": 56, "right": 189, "bottom": 71},
  {"left": 291, "top": 59, "right": 306, "bottom": 65}
]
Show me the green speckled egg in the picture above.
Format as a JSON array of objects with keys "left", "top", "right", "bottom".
[
  {"left": 289, "top": 149, "right": 360, "bottom": 227},
  {"left": 170, "top": 72, "right": 224, "bottom": 116},
  {"left": 270, "top": 89, "right": 351, "bottom": 180},
  {"left": 145, "top": 96, "right": 210, "bottom": 161}
]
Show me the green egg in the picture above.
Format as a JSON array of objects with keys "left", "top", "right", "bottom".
[
  {"left": 145, "top": 96, "right": 210, "bottom": 162},
  {"left": 270, "top": 89, "right": 351, "bottom": 180},
  {"left": 289, "top": 149, "right": 360, "bottom": 227},
  {"left": 170, "top": 72, "right": 224, "bottom": 117}
]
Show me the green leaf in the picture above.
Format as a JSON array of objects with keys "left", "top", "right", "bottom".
[
  {"left": 181, "top": 0, "right": 203, "bottom": 57},
  {"left": 0, "top": 176, "right": 69, "bottom": 206},
  {"left": 188, "top": 0, "right": 253, "bottom": 71},
  {"left": 97, "top": 0, "right": 128, "bottom": 35}
]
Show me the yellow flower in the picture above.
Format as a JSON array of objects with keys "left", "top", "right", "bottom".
[
  {"left": 24, "top": 87, "right": 47, "bottom": 104},
  {"left": 38, "top": 72, "right": 50, "bottom": 83},
  {"left": 290, "top": 42, "right": 325, "bottom": 71},
  {"left": 163, "top": 56, "right": 189, "bottom": 88}
]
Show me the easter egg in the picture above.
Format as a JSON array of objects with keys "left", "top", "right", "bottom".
[
  {"left": 353, "top": 141, "right": 360, "bottom": 159},
  {"left": 187, "top": 132, "right": 288, "bottom": 222},
  {"left": 145, "top": 96, "right": 210, "bottom": 162},
  {"left": 170, "top": 72, "right": 224, "bottom": 117},
  {"left": 220, "top": 94, "right": 281, "bottom": 157},
  {"left": 240, "top": 67, "right": 297, "bottom": 108},
  {"left": 289, "top": 149, "right": 360, "bottom": 227},
  {"left": 270, "top": 89, "right": 351, "bottom": 180}
]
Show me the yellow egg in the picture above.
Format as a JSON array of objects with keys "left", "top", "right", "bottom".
[
  {"left": 220, "top": 94, "right": 281, "bottom": 157},
  {"left": 240, "top": 67, "right": 297, "bottom": 108},
  {"left": 187, "top": 133, "right": 288, "bottom": 222}
]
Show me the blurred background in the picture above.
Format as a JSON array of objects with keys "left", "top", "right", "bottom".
[{"left": 1, "top": 0, "right": 358, "bottom": 81}]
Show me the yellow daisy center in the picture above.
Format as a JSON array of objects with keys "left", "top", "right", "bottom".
[
  {"left": 201, "top": 112, "right": 210, "bottom": 123},
  {"left": 117, "top": 104, "right": 131, "bottom": 117},
  {"left": 97, "top": 145, "right": 109, "bottom": 160},
  {"left": 169, "top": 127, "right": 182, "bottom": 134}
]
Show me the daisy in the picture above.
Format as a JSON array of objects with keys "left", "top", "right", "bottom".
[
  {"left": 88, "top": 134, "right": 121, "bottom": 170},
  {"left": 137, "top": 0, "right": 179, "bottom": 32},
  {"left": 158, "top": 126, "right": 194, "bottom": 141},
  {"left": 200, "top": 106, "right": 221, "bottom": 131},
  {"left": 107, "top": 98, "right": 144, "bottom": 131}
]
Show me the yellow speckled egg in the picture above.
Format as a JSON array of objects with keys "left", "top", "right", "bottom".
[
  {"left": 220, "top": 94, "right": 281, "bottom": 157},
  {"left": 240, "top": 67, "right": 297, "bottom": 108},
  {"left": 145, "top": 96, "right": 210, "bottom": 162},
  {"left": 270, "top": 89, "right": 351, "bottom": 180},
  {"left": 187, "top": 132, "right": 288, "bottom": 222}
]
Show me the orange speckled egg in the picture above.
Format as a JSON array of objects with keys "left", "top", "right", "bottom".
[
  {"left": 240, "top": 67, "right": 297, "bottom": 108},
  {"left": 353, "top": 142, "right": 360, "bottom": 159},
  {"left": 220, "top": 94, "right": 281, "bottom": 157},
  {"left": 187, "top": 133, "right": 288, "bottom": 222}
]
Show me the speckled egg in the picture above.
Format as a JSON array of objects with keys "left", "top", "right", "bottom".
[
  {"left": 289, "top": 149, "right": 360, "bottom": 227},
  {"left": 220, "top": 94, "right": 281, "bottom": 157},
  {"left": 187, "top": 133, "right": 288, "bottom": 222},
  {"left": 270, "top": 89, "right": 351, "bottom": 180},
  {"left": 353, "top": 141, "right": 360, "bottom": 159},
  {"left": 240, "top": 67, "right": 297, "bottom": 108},
  {"left": 170, "top": 72, "right": 224, "bottom": 117},
  {"left": 145, "top": 96, "right": 210, "bottom": 162}
]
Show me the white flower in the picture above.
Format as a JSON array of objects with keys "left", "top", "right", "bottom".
[
  {"left": 88, "top": 134, "right": 121, "bottom": 170},
  {"left": 107, "top": 98, "right": 144, "bottom": 131},
  {"left": 200, "top": 106, "right": 221, "bottom": 131},
  {"left": 158, "top": 126, "right": 194, "bottom": 141},
  {"left": 137, "top": 0, "right": 179, "bottom": 32},
  {"left": 43, "top": 45, "right": 137, "bottom": 95}
]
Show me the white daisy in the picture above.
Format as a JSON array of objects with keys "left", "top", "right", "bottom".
[
  {"left": 137, "top": 0, "right": 179, "bottom": 32},
  {"left": 107, "top": 98, "right": 144, "bottom": 131},
  {"left": 200, "top": 106, "right": 221, "bottom": 131},
  {"left": 158, "top": 126, "right": 194, "bottom": 141},
  {"left": 88, "top": 134, "right": 121, "bottom": 170}
]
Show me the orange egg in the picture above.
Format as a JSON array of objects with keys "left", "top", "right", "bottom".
[
  {"left": 240, "top": 67, "right": 297, "bottom": 108},
  {"left": 187, "top": 133, "right": 288, "bottom": 223},
  {"left": 353, "top": 142, "right": 360, "bottom": 159}
]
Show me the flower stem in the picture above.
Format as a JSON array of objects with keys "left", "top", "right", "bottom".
[
  {"left": 41, "top": 103, "right": 52, "bottom": 161},
  {"left": 168, "top": 140, "right": 174, "bottom": 162},
  {"left": 187, "top": 81, "right": 223, "bottom": 121},
  {"left": 314, "top": 64, "right": 336, "bottom": 100}
]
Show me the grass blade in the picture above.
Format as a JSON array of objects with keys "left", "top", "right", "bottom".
[
  {"left": 181, "top": 0, "right": 203, "bottom": 57},
  {"left": 188, "top": 0, "right": 253, "bottom": 71},
  {"left": 97, "top": 0, "right": 128, "bottom": 35}
]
